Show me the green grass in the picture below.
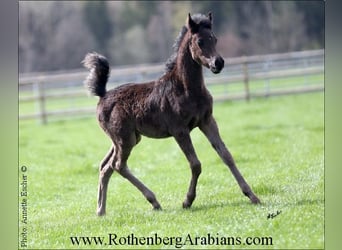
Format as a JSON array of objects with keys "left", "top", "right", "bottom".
[{"left": 19, "top": 92, "right": 324, "bottom": 249}]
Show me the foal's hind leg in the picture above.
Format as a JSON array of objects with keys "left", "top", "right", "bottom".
[
  {"left": 114, "top": 133, "right": 161, "bottom": 210},
  {"left": 199, "top": 116, "right": 260, "bottom": 204},
  {"left": 118, "top": 166, "right": 161, "bottom": 210},
  {"left": 99, "top": 146, "right": 114, "bottom": 171},
  {"left": 97, "top": 146, "right": 115, "bottom": 216}
]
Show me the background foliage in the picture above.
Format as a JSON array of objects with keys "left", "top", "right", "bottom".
[{"left": 19, "top": 1, "right": 324, "bottom": 73}]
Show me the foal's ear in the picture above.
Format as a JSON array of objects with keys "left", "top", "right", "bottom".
[
  {"left": 187, "top": 13, "right": 199, "bottom": 33},
  {"left": 207, "top": 12, "right": 213, "bottom": 23}
]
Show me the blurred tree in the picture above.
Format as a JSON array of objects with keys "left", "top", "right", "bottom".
[
  {"left": 110, "top": 25, "right": 150, "bottom": 65},
  {"left": 191, "top": 1, "right": 234, "bottom": 33},
  {"left": 147, "top": 1, "right": 173, "bottom": 62},
  {"left": 171, "top": 1, "right": 191, "bottom": 38},
  {"left": 19, "top": 2, "right": 96, "bottom": 72},
  {"left": 83, "top": 2, "right": 113, "bottom": 55},
  {"left": 231, "top": 1, "right": 311, "bottom": 55},
  {"left": 19, "top": 1, "right": 324, "bottom": 73},
  {"left": 295, "top": 1, "right": 324, "bottom": 49},
  {"left": 119, "top": 1, "right": 157, "bottom": 30},
  {"left": 271, "top": 2, "right": 307, "bottom": 52}
]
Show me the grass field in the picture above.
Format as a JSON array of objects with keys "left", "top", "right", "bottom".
[{"left": 19, "top": 92, "right": 324, "bottom": 249}]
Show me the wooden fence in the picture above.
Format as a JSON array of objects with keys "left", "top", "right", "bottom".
[{"left": 19, "top": 49, "right": 324, "bottom": 124}]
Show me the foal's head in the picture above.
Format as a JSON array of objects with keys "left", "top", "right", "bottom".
[{"left": 187, "top": 12, "right": 224, "bottom": 74}]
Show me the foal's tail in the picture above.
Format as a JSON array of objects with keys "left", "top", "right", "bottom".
[{"left": 82, "top": 52, "right": 110, "bottom": 97}]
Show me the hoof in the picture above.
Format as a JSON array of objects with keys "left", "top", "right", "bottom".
[
  {"left": 152, "top": 201, "right": 162, "bottom": 210},
  {"left": 97, "top": 209, "right": 106, "bottom": 216},
  {"left": 153, "top": 206, "right": 162, "bottom": 211},
  {"left": 182, "top": 201, "right": 192, "bottom": 209},
  {"left": 251, "top": 195, "right": 261, "bottom": 204}
]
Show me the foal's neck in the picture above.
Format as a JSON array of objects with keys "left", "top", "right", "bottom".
[{"left": 176, "top": 36, "right": 205, "bottom": 94}]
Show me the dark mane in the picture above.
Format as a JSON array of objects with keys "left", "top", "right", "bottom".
[
  {"left": 164, "top": 14, "right": 212, "bottom": 73},
  {"left": 164, "top": 26, "right": 188, "bottom": 73}
]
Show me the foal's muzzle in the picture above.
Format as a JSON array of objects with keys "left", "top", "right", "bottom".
[{"left": 210, "top": 56, "right": 225, "bottom": 74}]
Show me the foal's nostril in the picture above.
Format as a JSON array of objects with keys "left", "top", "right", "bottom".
[
  {"left": 210, "top": 56, "right": 225, "bottom": 73},
  {"left": 215, "top": 57, "right": 224, "bottom": 69}
]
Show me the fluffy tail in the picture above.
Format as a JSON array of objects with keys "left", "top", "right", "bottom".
[{"left": 82, "top": 52, "right": 110, "bottom": 97}]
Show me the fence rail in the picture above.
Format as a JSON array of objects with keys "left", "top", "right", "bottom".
[{"left": 19, "top": 49, "right": 324, "bottom": 124}]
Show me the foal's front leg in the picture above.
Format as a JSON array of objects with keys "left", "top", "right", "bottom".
[
  {"left": 199, "top": 116, "right": 260, "bottom": 204},
  {"left": 174, "top": 131, "right": 202, "bottom": 208}
]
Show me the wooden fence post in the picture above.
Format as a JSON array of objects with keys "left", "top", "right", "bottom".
[
  {"left": 242, "top": 58, "right": 250, "bottom": 102},
  {"left": 37, "top": 82, "right": 47, "bottom": 124},
  {"left": 264, "top": 60, "right": 270, "bottom": 97}
]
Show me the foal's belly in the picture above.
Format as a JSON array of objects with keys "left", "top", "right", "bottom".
[
  {"left": 135, "top": 112, "right": 172, "bottom": 138},
  {"left": 135, "top": 111, "right": 205, "bottom": 139},
  {"left": 133, "top": 93, "right": 212, "bottom": 139}
]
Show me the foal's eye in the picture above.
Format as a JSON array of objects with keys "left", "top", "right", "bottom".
[{"left": 197, "top": 39, "right": 204, "bottom": 47}]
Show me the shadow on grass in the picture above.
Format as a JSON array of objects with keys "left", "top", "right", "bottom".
[
  {"left": 181, "top": 197, "right": 324, "bottom": 214},
  {"left": 177, "top": 183, "right": 324, "bottom": 213},
  {"left": 181, "top": 199, "right": 260, "bottom": 213}
]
